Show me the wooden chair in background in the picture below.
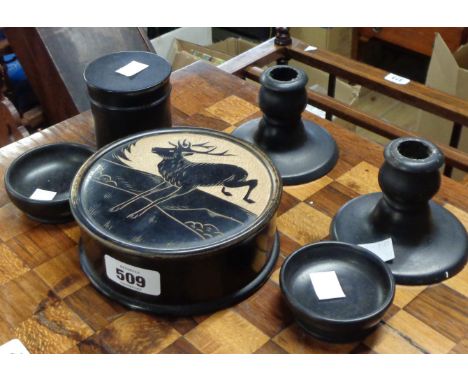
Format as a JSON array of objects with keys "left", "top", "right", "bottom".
[
  {"left": 0, "top": 42, "right": 31, "bottom": 146},
  {"left": 4, "top": 27, "right": 154, "bottom": 126}
]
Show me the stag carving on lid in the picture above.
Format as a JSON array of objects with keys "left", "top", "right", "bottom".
[{"left": 110, "top": 139, "right": 258, "bottom": 219}]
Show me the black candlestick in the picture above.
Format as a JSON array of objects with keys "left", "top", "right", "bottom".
[
  {"left": 331, "top": 137, "right": 468, "bottom": 285},
  {"left": 232, "top": 65, "right": 338, "bottom": 185}
]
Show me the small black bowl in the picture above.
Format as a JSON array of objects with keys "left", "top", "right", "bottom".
[
  {"left": 280, "top": 241, "right": 395, "bottom": 343},
  {"left": 4, "top": 142, "right": 95, "bottom": 223}
]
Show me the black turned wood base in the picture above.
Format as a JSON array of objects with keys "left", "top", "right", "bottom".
[
  {"left": 331, "top": 193, "right": 468, "bottom": 285},
  {"left": 79, "top": 231, "right": 280, "bottom": 316},
  {"left": 233, "top": 118, "right": 338, "bottom": 185},
  {"left": 296, "top": 318, "right": 377, "bottom": 343},
  {"left": 26, "top": 213, "right": 74, "bottom": 225}
]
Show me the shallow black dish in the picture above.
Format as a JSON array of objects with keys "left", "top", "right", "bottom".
[
  {"left": 70, "top": 127, "right": 282, "bottom": 316},
  {"left": 4, "top": 142, "right": 95, "bottom": 223},
  {"left": 280, "top": 241, "right": 395, "bottom": 343}
]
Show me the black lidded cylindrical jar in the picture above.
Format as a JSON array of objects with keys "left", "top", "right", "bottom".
[{"left": 84, "top": 51, "right": 172, "bottom": 148}]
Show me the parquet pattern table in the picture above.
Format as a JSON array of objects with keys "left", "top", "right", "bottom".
[{"left": 0, "top": 61, "right": 466, "bottom": 354}]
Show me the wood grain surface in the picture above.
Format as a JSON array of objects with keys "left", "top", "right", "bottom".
[{"left": 0, "top": 61, "right": 466, "bottom": 353}]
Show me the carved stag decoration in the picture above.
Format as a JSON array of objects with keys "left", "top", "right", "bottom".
[{"left": 111, "top": 140, "right": 258, "bottom": 219}]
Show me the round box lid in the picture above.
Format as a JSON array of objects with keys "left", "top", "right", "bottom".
[
  {"left": 71, "top": 127, "right": 282, "bottom": 255},
  {"left": 84, "top": 51, "right": 171, "bottom": 107}
]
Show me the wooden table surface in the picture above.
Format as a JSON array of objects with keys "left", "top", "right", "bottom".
[{"left": 0, "top": 61, "right": 466, "bottom": 354}]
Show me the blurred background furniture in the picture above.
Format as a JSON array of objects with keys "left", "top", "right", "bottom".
[
  {"left": 4, "top": 27, "right": 154, "bottom": 125},
  {"left": 0, "top": 31, "right": 40, "bottom": 146},
  {"left": 357, "top": 27, "right": 468, "bottom": 57},
  {"left": 2, "top": 27, "right": 467, "bottom": 180},
  {"left": 217, "top": 28, "right": 468, "bottom": 179}
]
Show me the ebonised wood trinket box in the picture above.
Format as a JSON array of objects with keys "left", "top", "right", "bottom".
[{"left": 70, "top": 127, "right": 282, "bottom": 315}]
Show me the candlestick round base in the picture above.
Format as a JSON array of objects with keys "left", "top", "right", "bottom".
[
  {"left": 330, "top": 192, "right": 468, "bottom": 285},
  {"left": 232, "top": 118, "right": 338, "bottom": 185}
]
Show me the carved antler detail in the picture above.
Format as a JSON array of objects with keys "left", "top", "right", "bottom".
[{"left": 176, "top": 140, "right": 233, "bottom": 156}]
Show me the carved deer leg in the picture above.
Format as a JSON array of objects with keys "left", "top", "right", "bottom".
[
  {"left": 242, "top": 179, "right": 257, "bottom": 203},
  {"left": 223, "top": 179, "right": 258, "bottom": 204},
  {"left": 110, "top": 182, "right": 172, "bottom": 212},
  {"left": 127, "top": 186, "right": 194, "bottom": 219},
  {"left": 221, "top": 186, "right": 232, "bottom": 196}
]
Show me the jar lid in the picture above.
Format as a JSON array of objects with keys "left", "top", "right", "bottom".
[
  {"left": 84, "top": 51, "right": 171, "bottom": 108},
  {"left": 70, "top": 127, "right": 282, "bottom": 256}
]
